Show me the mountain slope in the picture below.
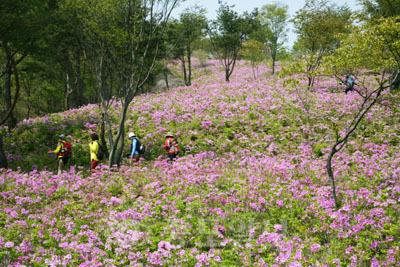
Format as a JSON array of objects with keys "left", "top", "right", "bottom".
[{"left": 1, "top": 60, "right": 399, "bottom": 266}]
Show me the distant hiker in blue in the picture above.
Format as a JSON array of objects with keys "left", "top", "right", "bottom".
[
  {"left": 345, "top": 75, "right": 357, "bottom": 94},
  {"left": 128, "top": 132, "right": 140, "bottom": 163}
]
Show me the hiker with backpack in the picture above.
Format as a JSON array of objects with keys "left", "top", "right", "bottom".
[
  {"left": 48, "top": 134, "right": 71, "bottom": 175},
  {"left": 344, "top": 75, "right": 357, "bottom": 94},
  {"left": 89, "top": 133, "right": 104, "bottom": 172},
  {"left": 128, "top": 132, "right": 145, "bottom": 163},
  {"left": 164, "top": 132, "right": 180, "bottom": 161}
]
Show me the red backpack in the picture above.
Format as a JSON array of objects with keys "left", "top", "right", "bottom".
[{"left": 61, "top": 141, "right": 72, "bottom": 159}]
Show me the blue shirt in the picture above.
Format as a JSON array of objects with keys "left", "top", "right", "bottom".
[
  {"left": 130, "top": 138, "right": 139, "bottom": 155},
  {"left": 346, "top": 77, "right": 355, "bottom": 86}
]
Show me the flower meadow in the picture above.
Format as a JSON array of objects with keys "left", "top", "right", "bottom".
[{"left": 1, "top": 60, "right": 400, "bottom": 266}]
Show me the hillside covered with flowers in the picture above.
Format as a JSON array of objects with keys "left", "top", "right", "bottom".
[{"left": 1, "top": 60, "right": 399, "bottom": 266}]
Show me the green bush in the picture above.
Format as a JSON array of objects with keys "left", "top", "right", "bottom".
[{"left": 313, "top": 142, "right": 329, "bottom": 157}]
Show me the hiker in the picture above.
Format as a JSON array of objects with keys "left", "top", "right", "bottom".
[
  {"left": 164, "top": 132, "right": 179, "bottom": 161},
  {"left": 48, "top": 134, "right": 71, "bottom": 175},
  {"left": 128, "top": 132, "right": 140, "bottom": 163},
  {"left": 345, "top": 75, "right": 357, "bottom": 94},
  {"left": 89, "top": 133, "right": 101, "bottom": 172}
]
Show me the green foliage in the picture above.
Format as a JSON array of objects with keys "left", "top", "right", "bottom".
[
  {"left": 193, "top": 49, "right": 211, "bottom": 68},
  {"left": 359, "top": 0, "right": 400, "bottom": 22},
  {"left": 106, "top": 183, "right": 123, "bottom": 197},
  {"left": 324, "top": 16, "right": 400, "bottom": 79},
  {"left": 292, "top": 0, "right": 352, "bottom": 52},
  {"left": 208, "top": 2, "right": 259, "bottom": 81},
  {"left": 64, "top": 0, "right": 180, "bottom": 166},
  {"left": 0, "top": 0, "right": 60, "bottom": 126},
  {"left": 290, "top": 0, "right": 353, "bottom": 88},
  {"left": 165, "top": 5, "right": 208, "bottom": 85},
  {"left": 313, "top": 142, "right": 329, "bottom": 157},
  {"left": 256, "top": 3, "right": 289, "bottom": 74},
  {"left": 239, "top": 40, "right": 268, "bottom": 78},
  {"left": 223, "top": 127, "right": 235, "bottom": 141},
  {"left": 0, "top": 0, "right": 51, "bottom": 48},
  {"left": 4, "top": 116, "right": 94, "bottom": 171},
  {"left": 179, "top": 6, "right": 208, "bottom": 46}
]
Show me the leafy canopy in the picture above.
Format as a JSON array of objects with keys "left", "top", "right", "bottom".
[
  {"left": 324, "top": 16, "right": 400, "bottom": 78},
  {"left": 292, "top": 0, "right": 352, "bottom": 53}
]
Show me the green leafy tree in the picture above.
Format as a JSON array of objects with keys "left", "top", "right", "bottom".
[
  {"left": 178, "top": 6, "right": 208, "bottom": 86},
  {"left": 257, "top": 3, "right": 289, "bottom": 74},
  {"left": 0, "top": 0, "right": 54, "bottom": 168},
  {"left": 358, "top": 0, "right": 400, "bottom": 21},
  {"left": 239, "top": 40, "right": 269, "bottom": 79},
  {"left": 165, "top": 19, "right": 184, "bottom": 63},
  {"left": 165, "top": 6, "right": 207, "bottom": 86},
  {"left": 358, "top": 0, "right": 400, "bottom": 91},
  {"left": 0, "top": 0, "right": 97, "bottom": 126},
  {"left": 24, "top": 2, "right": 90, "bottom": 112},
  {"left": 323, "top": 16, "right": 400, "bottom": 208},
  {"left": 70, "top": 0, "right": 179, "bottom": 166},
  {"left": 208, "top": 1, "right": 258, "bottom": 82},
  {"left": 0, "top": 0, "right": 52, "bottom": 128},
  {"left": 48, "top": 6, "right": 88, "bottom": 110},
  {"left": 291, "top": 0, "right": 353, "bottom": 89}
]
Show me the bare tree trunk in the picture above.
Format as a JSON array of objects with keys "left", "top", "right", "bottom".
[
  {"left": 326, "top": 147, "right": 338, "bottom": 208},
  {"left": 95, "top": 51, "right": 115, "bottom": 154},
  {"left": 74, "top": 51, "right": 85, "bottom": 107},
  {"left": 307, "top": 50, "right": 324, "bottom": 90},
  {"left": 251, "top": 62, "right": 256, "bottom": 79},
  {"left": 272, "top": 59, "right": 276, "bottom": 75},
  {"left": 65, "top": 72, "right": 73, "bottom": 110},
  {"left": 163, "top": 67, "right": 169, "bottom": 89},
  {"left": 271, "top": 48, "right": 276, "bottom": 75},
  {"left": 187, "top": 44, "right": 192, "bottom": 86},
  {"left": 22, "top": 77, "right": 32, "bottom": 119},
  {"left": 100, "top": 112, "right": 109, "bottom": 156},
  {"left": 0, "top": 42, "right": 22, "bottom": 168},
  {"left": 225, "top": 59, "right": 230, "bottom": 82},
  {"left": 181, "top": 56, "right": 188, "bottom": 86},
  {"left": 326, "top": 81, "right": 386, "bottom": 209},
  {"left": 108, "top": 102, "right": 129, "bottom": 167},
  {"left": 4, "top": 65, "right": 16, "bottom": 129},
  {"left": 307, "top": 75, "right": 315, "bottom": 89},
  {"left": 0, "top": 134, "right": 7, "bottom": 169},
  {"left": 0, "top": 42, "right": 21, "bottom": 127},
  {"left": 223, "top": 52, "right": 238, "bottom": 82}
]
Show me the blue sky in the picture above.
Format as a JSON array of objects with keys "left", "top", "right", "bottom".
[{"left": 171, "top": 0, "right": 362, "bottom": 48}]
